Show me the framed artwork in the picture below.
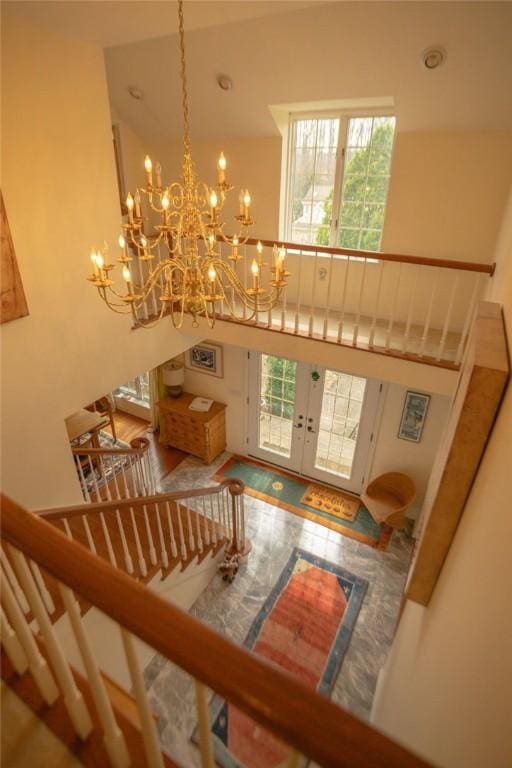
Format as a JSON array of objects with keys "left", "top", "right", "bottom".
[
  {"left": 398, "top": 391, "right": 430, "bottom": 443},
  {"left": 185, "top": 342, "right": 223, "bottom": 378},
  {"left": 1, "top": 191, "right": 29, "bottom": 324}
]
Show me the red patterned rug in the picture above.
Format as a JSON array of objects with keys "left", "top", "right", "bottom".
[{"left": 202, "top": 548, "right": 368, "bottom": 768}]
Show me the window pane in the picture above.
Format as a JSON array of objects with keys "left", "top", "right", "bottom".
[
  {"left": 288, "top": 117, "right": 340, "bottom": 246},
  {"left": 337, "top": 116, "right": 395, "bottom": 252},
  {"left": 259, "top": 354, "right": 297, "bottom": 458}
]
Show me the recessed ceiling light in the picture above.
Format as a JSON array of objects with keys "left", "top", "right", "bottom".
[
  {"left": 217, "top": 74, "right": 233, "bottom": 91},
  {"left": 421, "top": 47, "right": 446, "bottom": 70},
  {"left": 128, "top": 85, "right": 144, "bottom": 101}
]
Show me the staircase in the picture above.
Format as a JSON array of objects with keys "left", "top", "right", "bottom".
[{"left": 1, "top": 493, "right": 433, "bottom": 768}]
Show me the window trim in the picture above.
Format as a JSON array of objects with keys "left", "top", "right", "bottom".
[{"left": 282, "top": 108, "right": 396, "bottom": 252}]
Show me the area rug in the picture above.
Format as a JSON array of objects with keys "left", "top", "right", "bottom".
[
  {"left": 214, "top": 455, "right": 392, "bottom": 550},
  {"left": 300, "top": 482, "right": 358, "bottom": 522},
  {"left": 202, "top": 547, "right": 368, "bottom": 768}
]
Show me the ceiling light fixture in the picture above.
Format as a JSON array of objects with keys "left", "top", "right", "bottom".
[
  {"left": 128, "top": 85, "right": 144, "bottom": 100},
  {"left": 217, "top": 74, "right": 233, "bottom": 91},
  {"left": 421, "top": 46, "right": 446, "bottom": 70},
  {"left": 88, "top": 0, "right": 288, "bottom": 330}
]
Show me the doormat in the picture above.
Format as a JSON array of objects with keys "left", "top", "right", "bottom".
[
  {"left": 198, "top": 547, "right": 368, "bottom": 768},
  {"left": 214, "top": 455, "right": 392, "bottom": 550},
  {"left": 300, "top": 482, "right": 359, "bottom": 522}
]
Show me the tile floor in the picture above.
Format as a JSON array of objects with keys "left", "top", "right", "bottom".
[{"left": 145, "top": 452, "right": 413, "bottom": 767}]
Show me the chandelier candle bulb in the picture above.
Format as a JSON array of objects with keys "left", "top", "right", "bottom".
[
  {"left": 90, "top": 251, "right": 98, "bottom": 277},
  {"left": 232, "top": 235, "right": 239, "bottom": 259},
  {"left": 210, "top": 190, "right": 218, "bottom": 219},
  {"left": 122, "top": 266, "right": 133, "bottom": 295},
  {"left": 144, "top": 155, "right": 153, "bottom": 186},
  {"left": 238, "top": 190, "right": 244, "bottom": 217},
  {"left": 243, "top": 190, "right": 251, "bottom": 219},
  {"left": 217, "top": 152, "right": 226, "bottom": 184},
  {"left": 208, "top": 265, "right": 217, "bottom": 285},
  {"left": 134, "top": 191, "right": 142, "bottom": 218},
  {"left": 155, "top": 162, "right": 162, "bottom": 189},
  {"left": 126, "top": 193, "right": 134, "bottom": 223},
  {"left": 95, "top": 252, "right": 105, "bottom": 281}
]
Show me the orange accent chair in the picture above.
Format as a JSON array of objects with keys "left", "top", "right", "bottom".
[{"left": 361, "top": 472, "right": 416, "bottom": 530}]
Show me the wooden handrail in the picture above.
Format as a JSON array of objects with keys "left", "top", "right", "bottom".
[
  {"left": 38, "top": 479, "right": 244, "bottom": 521},
  {"left": 1, "top": 494, "right": 431, "bottom": 768},
  {"left": 235, "top": 235, "right": 495, "bottom": 275},
  {"left": 72, "top": 437, "right": 150, "bottom": 457}
]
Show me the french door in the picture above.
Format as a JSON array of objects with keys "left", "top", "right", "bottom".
[{"left": 248, "top": 353, "right": 382, "bottom": 494}]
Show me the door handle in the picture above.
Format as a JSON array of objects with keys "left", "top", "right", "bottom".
[
  {"left": 307, "top": 425, "right": 316, "bottom": 433},
  {"left": 294, "top": 422, "right": 303, "bottom": 428}
]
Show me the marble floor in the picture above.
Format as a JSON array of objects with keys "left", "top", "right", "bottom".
[{"left": 145, "top": 452, "right": 413, "bottom": 766}]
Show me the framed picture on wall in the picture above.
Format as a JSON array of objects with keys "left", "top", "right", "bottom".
[
  {"left": 185, "top": 342, "right": 224, "bottom": 378},
  {"left": 398, "top": 391, "right": 430, "bottom": 443}
]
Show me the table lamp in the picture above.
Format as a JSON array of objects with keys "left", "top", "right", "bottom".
[{"left": 162, "top": 364, "right": 185, "bottom": 398}]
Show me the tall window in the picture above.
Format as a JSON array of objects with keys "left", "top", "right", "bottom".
[
  {"left": 115, "top": 372, "right": 150, "bottom": 406},
  {"left": 286, "top": 114, "right": 396, "bottom": 251}
]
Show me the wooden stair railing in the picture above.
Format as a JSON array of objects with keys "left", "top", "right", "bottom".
[
  {"left": 0, "top": 494, "right": 433, "bottom": 768},
  {"left": 32, "top": 480, "right": 247, "bottom": 622},
  {"left": 72, "top": 436, "right": 156, "bottom": 503}
]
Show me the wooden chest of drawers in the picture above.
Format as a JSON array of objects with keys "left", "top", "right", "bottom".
[{"left": 158, "top": 393, "right": 226, "bottom": 464}]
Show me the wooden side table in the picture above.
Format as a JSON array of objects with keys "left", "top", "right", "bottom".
[{"left": 158, "top": 393, "right": 226, "bottom": 464}]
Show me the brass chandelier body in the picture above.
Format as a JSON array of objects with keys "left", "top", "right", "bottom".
[{"left": 88, "top": 0, "right": 288, "bottom": 329}]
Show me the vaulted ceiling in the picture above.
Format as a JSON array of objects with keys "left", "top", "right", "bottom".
[{"left": 5, "top": 1, "right": 512, "bottom": 142}]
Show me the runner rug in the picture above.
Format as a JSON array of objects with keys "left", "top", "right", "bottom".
[
  {"left": 202, "top": 547, "right": 368, "bottom": 768},
  {"left": 214, "top": 455, "right": 392, "bottom": 550}
]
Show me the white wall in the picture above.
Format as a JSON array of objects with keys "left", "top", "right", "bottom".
[
  {"left": 371, "top": 187, "right": 512, "bottom": 768},
  {"left": 0, "top": 15, "right": 197, "bottom": 509}
]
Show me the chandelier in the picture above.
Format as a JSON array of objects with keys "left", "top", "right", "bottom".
[{"left": 87, "top": 0, "right": 289, "bottom": 329}]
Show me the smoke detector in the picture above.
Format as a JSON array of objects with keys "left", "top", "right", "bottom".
[
  {"left": 128, "top": 85, "right": 144, "bottom": 101},
  {"left": 421, "top": 47, "right": 446, "bottom": 70},
  {"left": 217, "top": 74, "right": 233, "bottom": 91}
]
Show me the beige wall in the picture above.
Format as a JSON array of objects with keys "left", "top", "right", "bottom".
[
  {"left": 0, "top": 16, "right": 196, "bottom": 509},
  {"left": 371, "top": 187, "right": 512, "bottom": 768}
]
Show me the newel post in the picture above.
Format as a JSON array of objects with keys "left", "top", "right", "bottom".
[{"left": 220, "top": 480, "right": 251, "bottom": 583}]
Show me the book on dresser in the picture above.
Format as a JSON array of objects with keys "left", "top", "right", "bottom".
[{"left": 158, "top": 392, "right": 226, "bottom": 464}]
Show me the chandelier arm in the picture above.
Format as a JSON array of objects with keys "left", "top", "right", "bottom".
[{"left": 96, "top": 289, "right": 133, "bottom": 314}]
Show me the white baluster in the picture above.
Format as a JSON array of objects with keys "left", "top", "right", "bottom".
[
  {"left": 58, "top": 585, "right": 130, "bottom": 768},
  {"left": 99, "top": 455, "right": 114, "bottom": 501},
  {"left": 115, "top": 508, "right": 134, "bottom": 574},
  {"left": 29, "top": 561, "right": 56, "bottom": 614},
  {"left": 87, "top": 455, "right": 102, "bottom": 502},
  {"left": 1, "top": 566, "right": 59, "bottom": 703},
  {"left": 436, "top": 273, "right": 460, "bottom": 362},
  {"left": 385, "top": 262, "right": 402, "bottom": 351},
  {"left": 241, "top": 494, "right": 246, "bottom": 548},
  {"left": 1, "top": 547, "right": 30, "bottom": 613},
  {"left": 322, "top": 253, "right": 334, "bottom": 340},
  {"left": 337, "top": 256, "right": 350, "bottom": 343},
  {"left": 109, "top": 454, "right": 123, "bottom": 500},
  {"left": 401, "top": 265, "right": 419, "bottom": 354},
  {"left": 144, "top": 452, "right": 157, "bottom": 495},
  {"left": 63, "top": 519, "right": 73, "bottom": 538},
  {"left": 154, "top": 503, "right": 170, "bottom": 568},
  {"left": 176, "top": 502, "right": 187, "bottom": 559},
  {"left": 418, "top": 267, "right": 439, "bottom": 358},
  {"left": 0, "top": 606, "right": 29, "bottom": 675},
  {"left": 184, "top": 499, "right": 195, "bottom": 551},
  {"left": 194, "top": 498, "right": 204, "bottom": 554},
  {"left": 75, "top": 455, "right": 91, "bottom": 502},
  {"left": 99, "top": 511, "right": 118, "bottom": 568},
  {"left": 368, "top": 259, "right": 385, "bottom": 349},
  {"left": 455, "top": 274, "right": 482, "bottom": 365},
  {"left": 119, "top": 459, "right": 133, "bottom": 499},
  {"left": 294, "top": 249, "right": 304, "bottom": 334},
  {"left": 120, "top": 629, "right": 165, "bottom": 768},
  {"left": 208, "top": 496, "right": 217, "bottom": 545},
  {"left": 201, "top": 496, "right": 211, "bottom": 547},
  {"left": 195, "top": 680, "right": 215, "bottom": 768},
  {"left": 164, "top": 501, "right": 179, "bottom": 559},
  {"left": 82, "top": 515, "right": 98, "bottom": 555},
  {"left": 308, "top": 250, "right": 318, "bottom": 336},
  {"left": 142, "top": 503, "right": 157, "bottom": 566},
  {"left": 7, "top": 548, "right": 92, "bottom": 737},
  {"left": 351, "top": 257, "right": 367, "bottom": 346},
  {"left": 129, "top": 506, "right": 147, "bottom": 577}
]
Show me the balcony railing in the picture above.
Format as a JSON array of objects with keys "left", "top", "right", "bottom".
[{"left": 133, "top": 236, "right": 494, "bottom": 369}]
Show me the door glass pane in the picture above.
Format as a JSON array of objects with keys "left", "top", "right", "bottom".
[
  {"left": 259, "top": 355, "right": 297, "bottom": 458},
  {"left": 314, "top": 371, "right": 366, "bottom": 478}
]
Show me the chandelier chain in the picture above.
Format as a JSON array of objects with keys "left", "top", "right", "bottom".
[{"left": 178, "top": 0, "right": 191, "bottom": 154}]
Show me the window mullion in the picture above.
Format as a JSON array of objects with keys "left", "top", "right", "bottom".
[{"left": 329, "top": 115, "right": 346, "bottom": 247}]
